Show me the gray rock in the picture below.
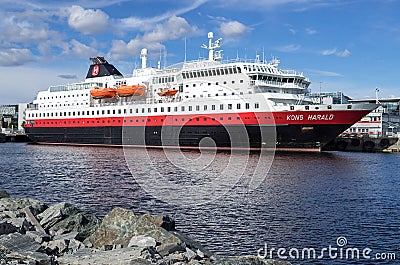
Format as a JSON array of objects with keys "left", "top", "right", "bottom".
[
  {"left": 38, "top": 202, "right": 81, "bottom": 230},
  {"left": 0, "top": 232, "right": 50, "bottom": 264},
  {"left": 128, "top": 235, "right": 157, "bottom": 248},
  {"left": 196, "top": 249, "right": 205, "bottom": 259},
  {"left": 0, "top": 198, "right": 46, "bottom": 215},
  {"left": 68, "top": 238, "right": 84, "bottom": 253},
  {"left": 23, "top": 206, "right": 46, "bottom": 234},
  {"left": 6, "top": 250, "right": 52, "bottom": 265},
  {"left": 49, "top": 211, "right": 100, "bottom": 241},
  {"left": 0, "top": 190, "right": 10, "bottom": 199},
  {"left": 25, "top": 230, "right": 51, "bottom": 244},
  {"left": 143, "top": 214, "right": 176, "bottom": 231},
  {"left": 89, "top": 208, "right": 181, "bottom": 249},
  {"left": 53, "top": 231, "right": 78, "bottom": 241},
  {"left": 43, "top": 238, "right": 69, "bottom": 255},
  {"left": 0, "top": 220, "right": 18, "bottom": 235},
  {"left": 2, "top": 210, "right": 18, "bottom": 219},
  {"left": 57, "top": 246, "right": 150, "bottom": 265},
  {"left": 185, "top": 247, "right": 197, "bottom": 261},
  {"left": 156, "top": 243, "right": 185, "bottom": 257},
  {"left": 88, "top": 207, "right": 137, "bottom": 248},
  {"left": 0, "top": 217, "right": 29, "bottom": 235},
  {"left": 214, "top": 256, "right": 292, "bottom": 265},
  {"left": 172, "top": 230, "right": 212, "bottom": 258},
  {"left": 135, "top": 214, "right": 181, "bottom": 245}
]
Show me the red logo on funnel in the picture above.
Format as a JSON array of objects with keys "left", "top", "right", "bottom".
[{"left": 92, "top": 65, "right": 100, "bottom": 76}]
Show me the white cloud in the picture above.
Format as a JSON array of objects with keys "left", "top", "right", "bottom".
[
  {"left": 0, "top": 48, "right": 36, "bottom": 66},
  {"left": 220, "top": 21, "right": 249, "bottom": 38},
  {"left": 144, "top": 16, "right": 197, "bottom": 43},
  {"left": 0, "top": 10, "right": 62, "bottom": 48},
  {"left": 336, "top": 49, "right": 351, "bottom": 57},
  {"left": 306, "top": 69, "right": 343, "bottom": 77},
  {"left": 322, "top": 48, "right": 337, "bottom": 56},
  {"left": 109, "top": 16, "right": 198, "bottom": 60},
  {"left": 119, "top": 0, "right": 208, "bottom": 32},
  {"left": 305, "top": 28, "right": 317, "bottom": 35},
  {"left": 215, "top": 0, "right": 347, "bottom": 11},
  {"left": 276, "top": 44, "right": 301, "bottom": 52},
  {"left": 321, "top": 48, "right": 351, "bottom": 57},
  {"left": 67, "top": 5, "right": 109, "bottom": 35},
  {"left": 63, "top": 39, "right": 98, "bottom": 58}
]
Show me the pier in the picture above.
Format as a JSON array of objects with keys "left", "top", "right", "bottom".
[{"left": 0, "top": 133, "right": 30, "bottom": 143}]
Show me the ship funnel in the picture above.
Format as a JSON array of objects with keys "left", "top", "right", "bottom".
[{"left": 140, "top": 48, "right": 148, "bottom": 69}]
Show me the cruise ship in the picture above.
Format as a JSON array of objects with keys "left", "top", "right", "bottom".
[{"left": 24, "top": 32, "right": 377, "bottom": 151}]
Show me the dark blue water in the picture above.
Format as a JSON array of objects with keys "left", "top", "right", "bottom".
[{"left": 1, "top": 143, "right": 399, "bottom": 264}]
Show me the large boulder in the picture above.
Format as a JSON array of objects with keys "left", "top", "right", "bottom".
[
  {"left": 88, "top": 208, "right": 180, "bottom": 249},
  {"left": 49, "top": 211, "right": 100, "bottom": 241},
  {"left": 88, "top": 207, "right": 137, "bottom": 248},
  {"left": 0, "top": 217, "right": 29, "bottom": 235},
  {"left": 56, "top": 246, "right": 156, "bottom": 265},
  {"left": 0, "top": 232, "right": 51, "bottom": 264},
  {"left": 37, "top": 202, "right": 81, "bottom": 230},
  {"left": 0, "top": 198, "right": 47, "bottom": 215},
  {"left": 0, "top": 190, "right": 10, "bottom": 199}
]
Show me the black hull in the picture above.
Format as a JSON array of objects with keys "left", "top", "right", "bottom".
[{"left": 25, "top": 124, "right": 351, "bottom": 151}]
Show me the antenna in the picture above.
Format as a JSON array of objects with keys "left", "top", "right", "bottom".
[
  {"left": 184, "top": 37, "right": 187, "bottom": 62},
  {"left": 163, "top": 46, "right": 167, "bottom": 68},
  {"left": 375, "top": 87, "right": 380, "bottom": 104},
  {"left": 262, "top": 47, "right": 265, "bottom": 63}
]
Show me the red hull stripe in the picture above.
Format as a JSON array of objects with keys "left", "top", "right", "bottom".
[{"left": 25, "top": 110, "right": 371, "bottom": 128}]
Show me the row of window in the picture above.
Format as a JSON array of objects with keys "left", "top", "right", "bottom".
[
  {"left": 41, "top": 102, "right": 88, "bottom": 108},
  {"left": 243, "top": 64, "right": 279, "bottom": 74},
  {"left": 348, "top": 128, "right": 370, "bottom": 133},
  {"left": 33, "top": 115, "right": 274, "bottom": 125},
  {"left": 153, "top": 76, "right": 175, "bottom": 84},
  {"left": 182, "top": 66, "right": 241, "bottom": 79},
  {"left": 185, "top": 80, "right": 244, "bottom": 88},
  {"left": 39, "top": 93, "right": 89, "bottom": 100},
  {"left": 28, "top": 102, "right": 261, "bottom": 118}
]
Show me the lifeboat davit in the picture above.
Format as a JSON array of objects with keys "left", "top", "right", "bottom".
[
  {"left": 157, "top": 89, "right": 178, "bottom": 97},
  {"left": 116, "top": 85, "right": 146, "bottom": 97},
  {"left": 90, "top": 87, "right": 117, "bottom": 99}
]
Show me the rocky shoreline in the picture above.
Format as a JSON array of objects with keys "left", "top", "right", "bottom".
[{"left": 0, "top": 190, "right": 289, "bottom": 265}]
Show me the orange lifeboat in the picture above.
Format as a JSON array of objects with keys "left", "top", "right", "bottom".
[
  {"left": 116, "top": 84, "right": 146, "bottom": 97},
  {"left": 157, "top": 89, "right": 178, "bottom": 97},
  {"left": 90, "top": 87, "right": 117, "bottom": 99}
]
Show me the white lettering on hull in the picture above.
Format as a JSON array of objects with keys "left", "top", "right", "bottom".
[
  {"left": 307, "top": 114, "right": 334, "bottom": 121},
  {"left": 286, "top": 114, "right": 335, "bottom": 121}
]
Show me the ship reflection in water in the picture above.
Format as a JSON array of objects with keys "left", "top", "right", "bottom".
[{"left": 1, "top": 143, "right": 399, "bottom": 264}]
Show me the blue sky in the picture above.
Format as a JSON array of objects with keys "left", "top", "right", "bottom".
[{"left": 0, "top": 0, "right": 399, "bottom": 104}]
